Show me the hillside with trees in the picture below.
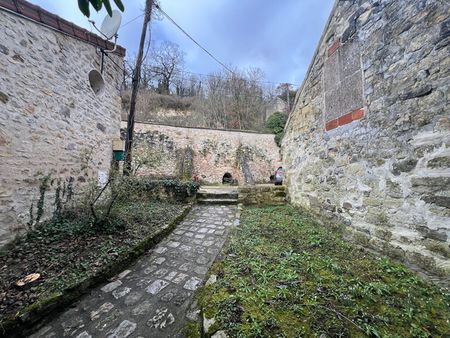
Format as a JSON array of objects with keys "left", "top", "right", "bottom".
[{"left": 122, "top": 41, "right": 295, "bottom": 131}]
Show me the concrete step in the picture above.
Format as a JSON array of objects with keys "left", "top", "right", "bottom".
[{"left": 197, "top": 198, "right": 238, "bottom": 205}]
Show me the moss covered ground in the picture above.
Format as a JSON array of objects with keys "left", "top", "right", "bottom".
[{"left": 198, "top": 205, "right": 449, "bottom": 337}]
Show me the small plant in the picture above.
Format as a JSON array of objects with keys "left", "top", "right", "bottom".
[{"left": 266, "top": 112, "right": 288, "bottom": 147}]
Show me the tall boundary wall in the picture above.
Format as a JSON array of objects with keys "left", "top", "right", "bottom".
[
  {"left": 123, "top": 122, "right": 282, "bottom": 185},
  {"left": 0, "top": 2, "right": 124, "bottom": 247},
  {"left": 282, "top": 0, "right": 450, "bottom": 281}
]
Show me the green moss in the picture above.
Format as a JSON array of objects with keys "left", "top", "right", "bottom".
[
  {"left": 425, "top": 241, "right": 450, "bottom": 258},
  {"left": 197, "top": 205, "right": 450, "bottom": 337},
  {"left": 185, "top": 320, "right": 202, "bottom": 338}
]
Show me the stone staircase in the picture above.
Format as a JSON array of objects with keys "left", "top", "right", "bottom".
[{"left": 197, "top": 187, "right": 239, "bottom": 205}]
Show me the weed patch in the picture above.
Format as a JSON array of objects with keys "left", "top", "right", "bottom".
[{"left": 199, "top": 205, "right": 450, "bottom": 337}]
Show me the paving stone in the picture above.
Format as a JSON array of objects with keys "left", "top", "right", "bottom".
[
  {"left": 95, "top": 309, "right": 123, "bottom": 331},
  {"left": 184, "top": 232, "right": 194, "bottom": 237},
  {"left": 147, "top": 308, "right": 175, "bottom": 329},
  {"left": 183, "top": 277, "right": 202, "bottom": 291},
  {"left": 164, "top": 271, "right": 178, "bottom": 281},
  {"left": 106, "top": 320, "right": 136, "bottom": 338},
  {"left": 196, "top": 256, "right": 210, "bottom": 265},
  {"left": 195, "top": 234, "right": 206, "bottom": 239},
  {"left": 136, "top": 278, "right": 152, "bottom": 287},
  {"left": 124, "top": 292, "right": 143, "bottom": 306},
  {"left": 117, "top": 270, "right": 131, "bottom": 279},
  {"left": 160, "top": 291, "right": 176, "bottom": 302},
  {"left": 166, "top": 260, "right": 180, "bottom": 268},
  {"left": 202, "top": 240, "right": 215, "bottom": 247},
  {"left": 112, "top": 287, "right": 131, "bottom": 299},
  {"left": 144, "top": 265, "right": 158, "bottom": 274},
  {"left": 167, "top": 241, "right": 181, "bottom": 248},
  {"left": 153, "top": 257, "right": 166, "bottom": 264},
  {"left": 101, "top": 280, "right": 122, "bottom": 293},
  {"left": 172, "top": 273, "right": 189, "bottom": 284},
  {"left": 154, "top": 246, "right": 168, "bottom": 254},
  {"left": 75, "top": 331, "right": 92, "bottom": 338},
  {"left": 195, "top": 246, "right": 206, "bottom": 254},
  {"left": 132, "top": 300, "right": 153, "bottom": 316},
  {"left": 90, "top": 302, "right": 114, "bottom": 321},
  {"left": 174, "top": 291, "right": 192, "bottom": 306},
  {"left": 154, "top": 268, "right": 169, "bottom": 277},
  {"left": 194, "top": 266, "right": 209, "bottom": 275},
  {"left": 146, "top": 279, "right": 170, "bottom": 295},
  {"left": 178, "top": 262, "right": 193, "bottom": 271}
]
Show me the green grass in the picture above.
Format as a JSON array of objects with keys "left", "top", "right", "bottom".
[{"left": 199, "top": 205, "right": 450, "bottom": 337}]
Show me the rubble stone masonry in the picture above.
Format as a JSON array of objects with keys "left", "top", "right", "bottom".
[
  {"left": 126, "top": 122, "right": 281, "bottom": 185},
  {"left": 0, "top": 7, "right": 124, "bottom": 246},
  {"left": 282, "top": 0, "right": 450, "bottom": 280}
]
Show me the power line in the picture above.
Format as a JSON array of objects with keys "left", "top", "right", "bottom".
[
  {"left": 154, "top": 3, "right": 234, "bottom": 74},
  {"left": 121, "top": 13, "right": 145, "bottom": 29}
]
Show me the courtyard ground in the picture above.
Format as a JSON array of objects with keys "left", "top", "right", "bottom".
[
  {"left": 24, "top": 205, "right": 238, "bottom": 338},
  {"left": 199, "top": 205, "right": 450, "bottom": 337},
  {"left": 0, "top": 201, "right": 191, "bottom": 337}
]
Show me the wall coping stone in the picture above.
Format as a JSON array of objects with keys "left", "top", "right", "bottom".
[{"left": 123, "top": 120, "right": 276, "bottom": 136}]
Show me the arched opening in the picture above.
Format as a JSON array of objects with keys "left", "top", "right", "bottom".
[{"left": 222, "top": 172, "right": 233, "bottom": 184}]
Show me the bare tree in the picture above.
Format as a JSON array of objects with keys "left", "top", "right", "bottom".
[{"left": 148, "top": 41, "right": 185, "bottom": 95}]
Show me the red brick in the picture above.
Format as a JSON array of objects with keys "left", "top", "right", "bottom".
[
  {"left": 58, "top": 19, "right": 74, "bottom": 35},
  {"left": 73, "top": 27, "right": 87, "bottom": 40},
  {"left": 40, "top": 10, "right": 59, "bottom": 29},
  {"left": 338, "top": 111, "right": 353, "bottom": 126},
  {"left": 328, "top": 39, "right": 341, "bottom": 57},
  {"left": 351, "top": 108, "right": 364, "bottom": 120},
  {"left": 325, "top": 119, "right": 339, "bottom": 131},
  {"left": 0, "top": 0, "right": 18, "bottom": 11},
  {"left": 18, "top": 1, "right": 40, "bottom": 21}
]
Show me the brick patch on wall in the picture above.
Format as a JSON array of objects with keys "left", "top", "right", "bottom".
[
  {"left": 325, "top": 108, "right": 364, "bottom": 131},
  {"left": 327, "top": 39, "right": 341, "bottom": 57}
]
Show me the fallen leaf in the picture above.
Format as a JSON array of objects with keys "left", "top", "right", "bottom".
[{"left": 15, "top": 273, "right": 40, "bottom": 287}]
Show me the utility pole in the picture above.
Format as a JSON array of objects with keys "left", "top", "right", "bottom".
[{"left": 123, "top": 0, "right": 154, "bottom": 175}]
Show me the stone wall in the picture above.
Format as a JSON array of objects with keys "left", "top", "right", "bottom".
[
  {"left": 0, "top": 7, "right": 124, "bottom": 246},
  {"left": 282, "top": 0, "right": 450, "bottom": 279},
  {"left": 125, "top": 122, "right": 282, "bottom": 184},
  {"left": 238, "top": 185, "right": 286, "bottom": 206}
]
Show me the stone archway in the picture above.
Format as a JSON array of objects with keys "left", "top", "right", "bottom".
[{"left": 222, "top": 172, "right": 233, "bottom": 184}]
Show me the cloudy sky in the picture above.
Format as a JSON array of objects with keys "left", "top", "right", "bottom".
[{"left": 28, "top": 0, "right": 334, "bottom": 88}]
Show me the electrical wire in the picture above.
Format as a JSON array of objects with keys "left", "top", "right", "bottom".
[
  {"left": 120, "top": 13, "right": 145, "bottom": 29},
  {"left": 154, "top": 3, "right": 234, "bottom": 75}
]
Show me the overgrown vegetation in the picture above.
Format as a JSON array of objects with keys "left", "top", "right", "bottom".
[
  {"left": 199, "top": 205, "right": 450, "bottom": 337},
  {"left": 0, "top": 176, "right": 198, "bottom": 330},
  {"left": 266, "top": 112, "right": 288, "bottom": 146}
]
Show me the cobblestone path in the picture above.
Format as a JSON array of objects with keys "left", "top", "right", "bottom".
[{"left": 29, "top": 205, "right": 238, "bottom": 338}]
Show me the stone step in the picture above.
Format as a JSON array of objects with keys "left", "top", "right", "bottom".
[
  {"left": 197, "top": 198, "right": 238, "bottom": 205},
  {"left": 197, "top": 192, "right": 238, "bottom": 200}
]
